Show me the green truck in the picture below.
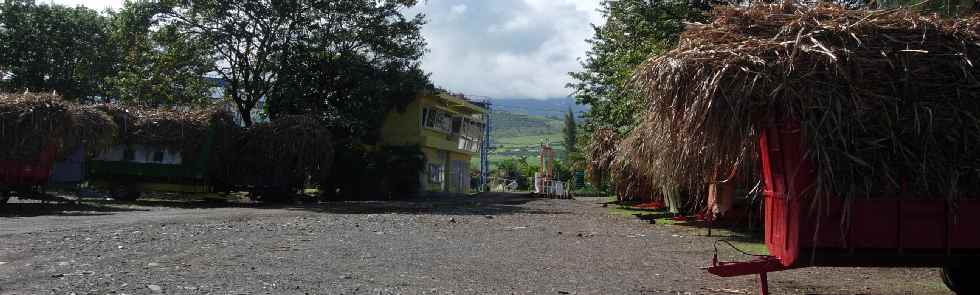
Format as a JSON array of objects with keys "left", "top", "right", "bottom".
[{"left": 86, "top": 125, "right": 218, "bottom": 200}]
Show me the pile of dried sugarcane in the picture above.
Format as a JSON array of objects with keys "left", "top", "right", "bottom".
[
  {"left": 95, "top": 103, "right": 238, "bottom": 161},
  {"left": 626, "top": 2, "right": 980, "bottom": 201},
  {"left": 586, "top": 128, "right": 618, "bottom": 188},
  {"left": 0, "top": 92, "right": 116, "bottom": 160},
  {"left": 217, "top": 115, "right": 334, "bottom": 190}
]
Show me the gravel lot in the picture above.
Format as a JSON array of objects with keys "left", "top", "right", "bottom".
[{"left": 0, "top": 193, "right": 948, "bottom": 294}]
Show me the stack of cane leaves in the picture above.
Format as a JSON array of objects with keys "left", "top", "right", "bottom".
[
  {"left": 64, "top": 105, "right": 117, "bottom": 157},
  {"left": 586, "top": 128, "right": 618, "bottom": 187},
  {"left": 225, "top": 115, "right": 334, "bottom": 189},
  {"left": 0, "top": 92, "right": 116, "bottom": 160},
  {"left": 610, "top": 122, "right": 659, "bottom": 202},
  {"left": 95, "top": 103, "right": 238, "bottom": 161},
  {"left": 630, "top": 3, "right": 980, "bottom": 201}
]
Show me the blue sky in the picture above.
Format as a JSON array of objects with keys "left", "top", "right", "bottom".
[{"left": 51, "top": 0, "right": 604, "bottom": 100}]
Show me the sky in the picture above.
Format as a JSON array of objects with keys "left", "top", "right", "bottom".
[{"left": 50, "top": 0, "right": 604, "bottom": 100}]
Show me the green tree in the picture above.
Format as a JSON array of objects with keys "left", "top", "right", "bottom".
[
  {"left": 268, "top": 53, "right": 430, "bottom": 142},
  {"left": 162, "top": 0, "right": 312, "bottom": 126},
  {"left": 107, "top": 0, "right": 214, "bottom": 105},
  {"left": 0, "top": 0, "right": 117, "bottom": 100},
  {"left": 263, "top": 0, "right": 429, "bottom": 142},
  {"left": 567, "top": 0, "right": 708, "bottom": 136},
  {"left": 163, "top": 0, "right": 426, "bottom": 128},
  {"left": 562, "top": 105, "right": 577, "bottom": 161}
]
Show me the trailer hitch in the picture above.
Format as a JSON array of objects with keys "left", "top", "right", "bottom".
[
  {"left": 704, "top": 241, "right": 791, "bottom": 295},
  {"left": 704, "top": 256, "right": 788, "bottom": 295}
]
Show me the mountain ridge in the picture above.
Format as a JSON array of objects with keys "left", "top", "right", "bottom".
[{"left": 487, "top": 97, "right": 588, "bottom": 118}]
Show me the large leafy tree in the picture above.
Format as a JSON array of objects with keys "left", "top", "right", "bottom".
[
  {"left": 264, "top": 0, "right": 430, "bottom": 200},
  {"left": 269, "top": 53, "right": 430, "bottom": 142},
  {"left": 264, "top": 0, "right": 430, "bottom": 142},
  {"left": 162, "top": 0, "right": 427, "bottom": 128},
  {"left": 107, "top": 0, "right": 214, "bottom": 105},
  {"left": 568, "top": 0, "right": 709, "bottom": 135},
  {"left": 0, "top": 0, "right": 117, "bottom": 100},
  {"left": 162, "top": 0, "right": 311, "bottom": 125}
]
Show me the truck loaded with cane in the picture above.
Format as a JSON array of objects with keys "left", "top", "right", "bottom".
[
  {"left": 611, "top": 3, "right": 980, "bottom": 294},
  {"left": 0, "top": 93, "right": 333, "bottom": 204}
]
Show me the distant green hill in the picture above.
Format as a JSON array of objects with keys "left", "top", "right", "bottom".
[
  {"left": 477, "top": 110, "right": 565, "bottom": 169},
  {"left": 490, "top": 111, "right": 563, "bottom": 139},
  {"left": 489, "top": 98, "right": 588, "bottom": 118}
]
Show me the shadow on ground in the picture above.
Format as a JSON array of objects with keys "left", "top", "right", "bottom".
[
  {"left": 606, "top": 199, "right": 764, "bottom": 240},
  {"left": 86, "top": 198, "right": 259, "bottom": 210},
  {"left": 1, "top": 192, "right": 568, "bottom": 218},
  {"left": 0, "top": 200, "right": 149, "bottom": 218},
  {"left": 306, "top": 192, "right": 570, "bottom": 216}
]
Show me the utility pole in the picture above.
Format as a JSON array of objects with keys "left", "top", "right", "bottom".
[{"left": 480, "top": 99, "right": 492, "bottom": 192}]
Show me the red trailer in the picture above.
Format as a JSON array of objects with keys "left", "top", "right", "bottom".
[
  {"left": 0, "top": 144, "right": 58, "bottom": 205},
  {"left": 707, "top": 121, "right": 980, "bottom": 294}
]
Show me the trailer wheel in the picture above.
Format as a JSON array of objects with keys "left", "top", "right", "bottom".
[
  {"left": 942, "top": 265, "right": 978, "bottom": 294},
  {"left": 0, "top": 191, "right": 9, "bottom": 207}
]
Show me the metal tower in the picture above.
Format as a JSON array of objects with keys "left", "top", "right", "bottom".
[{"left": 479, "top": 99, "right": 492, "bottom": 192}]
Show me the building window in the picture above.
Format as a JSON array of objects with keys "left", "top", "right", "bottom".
[
  {"left": 428, "top": 164, "right": 444, "bottom": 184},
  {"left": 153, "top": 151, "right": 165, "bottom": 162},
  {"left": 461, "top": 119, "right": 484, "bottom": 140},
  {"left": 422, "top": 107, "right": 453, "bottom": 133},
  {"left": 451, "top": 117, "right": 462, "bottom": 134}
]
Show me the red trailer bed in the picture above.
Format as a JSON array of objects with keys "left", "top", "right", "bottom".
[
  {"left": 0, "top": 144, "right": 58, "bottom": 204},
  {"left": 707, "top": 121, "right": 980, "bottom": 294}
]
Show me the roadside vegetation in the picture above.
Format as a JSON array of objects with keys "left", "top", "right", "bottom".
[{"left": 0, "top": 0, "right": 432, "bottom": 200}]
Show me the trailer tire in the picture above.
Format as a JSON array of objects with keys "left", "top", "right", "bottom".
[
  {"left": 942, "top": 265, "right": 978, "bottom": 294},
  {"left": 0, "top": 192, "right": 9, "bottom": 207}
]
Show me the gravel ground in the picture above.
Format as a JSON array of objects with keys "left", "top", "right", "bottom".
[{"left": 0, "top": 193, "right": 949, "bottom": 295}]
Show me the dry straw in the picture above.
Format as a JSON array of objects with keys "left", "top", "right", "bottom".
[
  {"left": 94, "top": 103, "right": 238, "bottom": 161},
  {"left": 586, "top": 128, "right": 618, "bottom": 187},
  {"left": 610, "top": 121, "right": 661, "bottom": 202},
  {"left": 629, "top": 2, "right": 980, "bottom": 201},
  {"left": 218, "top": 115, "right": 334, "bottom": 190},
  {"left": 0, "top": 92, "right": 116, "bottom": 160}
]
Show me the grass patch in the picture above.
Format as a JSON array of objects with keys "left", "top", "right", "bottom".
[
  {"left": 604, "top": 197, "right": 768, "bottom": 255},
  {"left": 725, "top": 240, "right": 769, "bottom": 255},
  {"left": 910, "top": 279, "right": 950, "bottom": 293},
  {"left": 606, "top": 202, "right": 681, "bottom": 225}
]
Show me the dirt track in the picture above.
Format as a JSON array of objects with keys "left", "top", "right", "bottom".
[{"left": 0, "top": 193, "right": 948, "bottom": 294}]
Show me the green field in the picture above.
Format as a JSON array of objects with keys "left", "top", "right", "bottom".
[
  {"left": 471, "top": 110, "right": 568, "bottom": 169},
  {"left": 495, "top": 134, "right": 563, "bottom": 146}
]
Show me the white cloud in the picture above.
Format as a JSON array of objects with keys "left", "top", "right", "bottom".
[
  {"left": 450, "top": 4, "right": 467, "bottom": 15},
  {"left": 415, "top": 0, "right": 604, "bottom": 99}
]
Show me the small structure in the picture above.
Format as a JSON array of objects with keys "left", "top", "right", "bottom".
[
  {"left": 379, "top": 92, "right": 486, "bottom": 194},
  {"left": 533, "top": 143, "right": 570, "bottom": 198}
]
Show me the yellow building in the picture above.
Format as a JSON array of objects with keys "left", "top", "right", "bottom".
[{"left": 380, "top": 93, "right": 486, "bottom": 193}]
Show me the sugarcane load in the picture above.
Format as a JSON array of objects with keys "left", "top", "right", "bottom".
[{"left": 628, "top": 2, "right": 980, "bottom": 202}]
